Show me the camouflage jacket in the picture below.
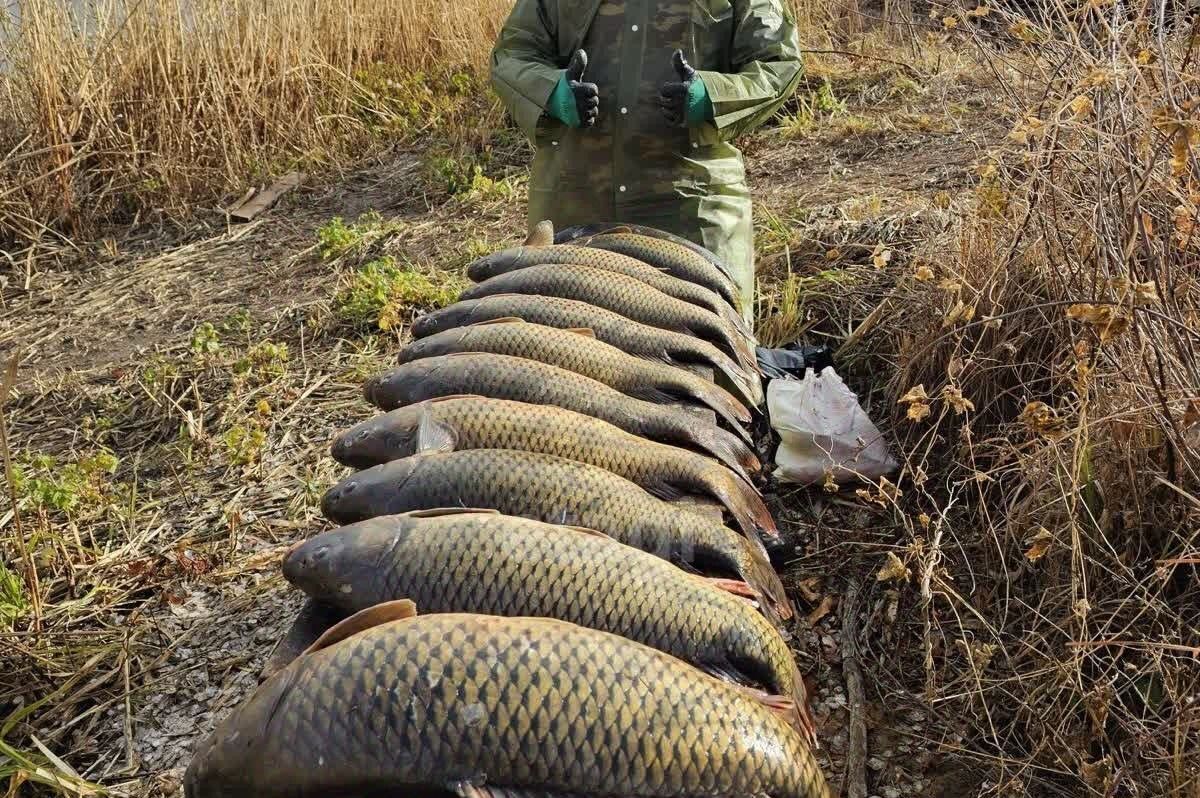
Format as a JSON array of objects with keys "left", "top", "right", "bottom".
[{"left": 490, "top": 0, "right": 803, "bottom": 311}]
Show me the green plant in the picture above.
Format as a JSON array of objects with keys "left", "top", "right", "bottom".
[
  {"left": 223, "top": 422, "right": 266, "bottom": 465},
  {"left": 0, "top": 562, "right": 29, "bottom": 630},
  {"left": 233, "top": 341, "right": 289, "bottom": 382},
  {"left": 334, "top": 257, "right": 463, "bottom": 330},
  {"left": 13, "top": 450, "right": 120, "bottom": 515},
  {"left": 189, "top": 322, "right": 222, "bottom": 355}
]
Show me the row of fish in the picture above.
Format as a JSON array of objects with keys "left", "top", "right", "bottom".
[{"left": 185, "top": 222, "right": 832, "bottom": 798}]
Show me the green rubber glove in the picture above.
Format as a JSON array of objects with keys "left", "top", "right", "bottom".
[
  {"left": 686, "top": 76, "right": 714, "bottom": 125},
  {"left": 544, "top": 50, "right": 598, "bottom": 128}
]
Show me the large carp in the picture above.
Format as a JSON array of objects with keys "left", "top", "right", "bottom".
[{"left": 184, "top": 605, "right": 831, "bottom": 798}]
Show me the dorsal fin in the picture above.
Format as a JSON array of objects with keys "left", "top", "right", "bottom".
[
  {"left": 301, "top": 599, "right": 417, "bottom": 655},
  {"left": 428, "top": 394, "right": 484, "bottom": 403},
  {"left": 524, "top": 220, "right": 554, "bottom": 246},
  {"left": 563, "top": 524, "right": 614, "bottom": 539},
  {"left": 564, "top": 327, "right": 596, "bottom": 338},
  {"left": 464, "top": 317, "right": 526, "bottom": 327},
  {"left": 401, "top": 507, "right": 502, "bottom": 518}
]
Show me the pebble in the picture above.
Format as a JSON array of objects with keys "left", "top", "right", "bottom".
[
  {"left": 883, "top": 787, "right": 901, "bottom": 798},
  {"left": 868, "top": 756, "right": 885, "bottom": 770}
]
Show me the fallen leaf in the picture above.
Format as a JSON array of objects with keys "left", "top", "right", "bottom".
[
  {"left": 914, "top": 264, "right": 935, "bottom": 281},
  {"left": 899, "top": 384, "right": 929, "bottom": 404},
  {"left": 942, "top": 15, "right": 959, "bottom": 28},
  {"left": 797, "top": 577, "right": 823, "bottom": 603},
  {"left": 825, "top": 247, "right": 842, "bottom": 261},
  {"left": 806, "top": 595, "right": 837, "bottom": 626},
  {"left": 918, "top": 512, "right": 931, "bottom": 529},
  {"left": 1024, "top": 528, "right": 1053, "bottom": 562},
  {"left": 955, "top": 638, "right": 998, "bottom": 670},
  {"left": 907, "top": 402, "right": 932, "bottom": 422},
  {"left": 876, "top": 552, "right": 911, "bottom": 583},
  {"left": 942, "top": 385, "right": 975, "bottom": 414},
  {"left": 872, "top": 245, "right": 893, "bottom": 269},
  {"left": 1019, "top": 401, "right": 1068, "bottom": 439},
  {"left": 1069, "top": 94, "right": 1094, "bottom": 118}
]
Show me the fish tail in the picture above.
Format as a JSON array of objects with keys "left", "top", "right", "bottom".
[
  {"left": 677, "top": 373, "right": 753, "bottom": 428},
  {"left": 790, "top": 659, "right": 820, "bottom": 749},
  {"left": 689, "top": 424, "right": 760, "bottom": 482},
  {"left": 738, "top": 538, "right": 795, "bottom": 625},
  {"left": 706, "top": 469, "right": 781, "bottom": 546},
  {"left": 718, "top": 300, "right": 758, "bottom": 347}
]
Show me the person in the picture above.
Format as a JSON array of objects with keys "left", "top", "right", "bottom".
[{"left": 491, "top": 0, "right": 804, "bottom": 321}]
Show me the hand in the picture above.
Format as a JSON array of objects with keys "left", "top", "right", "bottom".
[
  {"left": 657, "top": 49, "right": 696, "bottom": 127},
  {"left": 566, "top": 49, "right": 599, "bottom": 128}
]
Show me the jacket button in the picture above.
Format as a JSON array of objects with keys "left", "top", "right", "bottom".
[
  {"left": 619, "top": 185, "right": 627, "bottom": 192},
  {"left": 631, "top": 24, "right": 638, "bottom": 30},
  {"left": 620, "top": 107, "right": 628, "bottom": 114}
]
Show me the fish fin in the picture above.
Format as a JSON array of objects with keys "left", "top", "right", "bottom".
[
  {"left": 688, "top": 424, "right": 759, "bottom": 483},
  {"left": 301, "top": 599, "right": 418, "bottom": 655},
  {"left": 452, "top": 783, "right": 579, "bottom": 798},
  {"left": 704, "top": 471, "right": 782, "bottom": 548},
  {"left": 564, "top": 327, "right": 596, "bottom": 338},
  {"left": 738, "top": 685, "right": 801, "bottom": 721},
  {"left": 464, "top": 317, "right": 527, "bottom": 326},
  {"left": 524, "top": 220, "right": 555, "bottom": 246},
  {"left": 738, "top": 538, "right": 796, "bottom": 625},
  {"left": 564, "top": 524, "right": 615, "bottom": 540},
  {"left": 417, "top": 405, "right": 458, "bottom": 454},
  {"left": 402, "top": 507, "right": 502, "bottom": 518},
  {"left": 699, "top": 661, "right": 755, "bottom": 686},
  {"left": 675, "top": 403, "right": 718, "bottom": 426},
  {"left": 428, "top": 394, "right": 485, "bottom": 403},
  {"left": 707, "top": 577, "right": 757, "bottom": 598},
  {"left": 260, "top": 600, "right": 350, "bottom": 680}
]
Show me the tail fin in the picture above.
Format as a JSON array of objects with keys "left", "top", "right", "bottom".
[
  {"left": 737, "top": 537, "right": 795, "bottom": 626},
  {"left": 675, "top": 371, "right": 753, "bottom": 427},
  {"left": 690, "top": 424, "right": 760, "bottom": 482},
  {"left": 697, "top": 345, "right": 762, "bottom": 408},
  {"left": 705, "top": 468, "right": 781, "bottom": 546},
  {"left": 260, "top": 599, "right": 348, "bottom": 680},
  {"left": 789, "top": 659, "right": 820, "bottom": 749},
  {"left": 717, "top": 300, "right": 758, "bottom": 348}
]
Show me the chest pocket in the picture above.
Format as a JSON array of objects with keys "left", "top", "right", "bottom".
[
  {"left": 690, "top": 0, "right": 734, "bottom": 71},
  {"left": 552, "top": 0, "right": 606, "bottom": 60}
]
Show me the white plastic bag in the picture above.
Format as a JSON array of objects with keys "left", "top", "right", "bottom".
[{"left": 768, "top": 368, "right": 898, "bottom": 486}]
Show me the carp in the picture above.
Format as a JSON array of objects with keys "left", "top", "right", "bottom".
[
  {"left": 467, "top": 223, "right": 751, "bottom": 340},
  {"left": 399, "top": 320, "right": 751, "bottom": 436},
  {"left": 363, "top": 353, "right": 760, "bottom": 480},
  {"left": 330, "top": 396, "right": 778, "bottom": 544},
  {"left": 320, "top": 450, "right": 788, "bottom": 617},
  {"left": 411, "top": 294, "right": 763, "bottom": 407},
  {"left": 279, "top": 510, "right": 812, "bottom": 740},
  {"left": 459, "top": 264, "right": 757, "bottom": 372},
  {"left": 184, "top": 605, "right": 831, "bottom": 798}
]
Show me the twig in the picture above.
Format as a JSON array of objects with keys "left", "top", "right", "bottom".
[
  {"left": 840, "top": 577, "right": 868, "bottom": 798},
  {"left": 802, "top": 48, "right": 922, "bottom": 76}
]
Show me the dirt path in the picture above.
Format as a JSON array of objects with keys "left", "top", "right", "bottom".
[{"left": 2, "top": 56, "right": 1004, "bottom": 798}]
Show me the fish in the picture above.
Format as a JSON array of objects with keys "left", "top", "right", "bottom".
[
  {"left": 573, "top": 231, "right": 745, "bottom": 317},
  {"left": 330, "top": 396, "right": 778, "bottom": 543},
  {"left": 363, "top": 353, "right": 761, "bottom": 480},
  {"left": 459, "top": 263, "right": 758, "bottom": 372},
  {"left": 280, "top": 510, "right": 812, "bottom": 741},
  {"left": 184, "top": 604, "right": 832, "bottom": 798},
  {"left": 411, "top": 294, "right": 763, "bottom": 407},
  {"left": 319, "top": 450, "right": 788, "bottom": 618},
  {"left": 554, "top": 220, "right": 739, "bottom": 284},
  {"left": 399, "top": 320, "right": 751, "bottom": 437},
  {"left": 467, "top": 227, "right": 752, "bottom": 341}
]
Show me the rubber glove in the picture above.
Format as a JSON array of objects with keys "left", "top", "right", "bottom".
[
  {"left": 657, "top": 50, "right": 714, "bottom": 127},
  {"left": 545, "top": 49, "right": 599, "bottom": 128}
]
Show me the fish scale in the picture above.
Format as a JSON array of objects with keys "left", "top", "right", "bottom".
[
  {"left": 459, "top": 264, "right": 757, "bottom": 370},
  {"left": 364, "top": 352, "right": 761, "bottom": 482},
  {"left": 282, "top": 513, "right": 805, "bottom": 716},
  {"left": 318, "top": 449, "right": 790, "bottom": 621},
  {"left": 185, "top": 614, "right": 829, "bottom": 798},
  {"left": 411, "top": 293, "right": 763, "bottom": 407},
  {"left": 399, "top": 320, "right": 752, "bottom": 435},
  {"left": 330, "top": 396, "right": 779, "bottom": 547},
  {"left": 465, "top": 243, "right": 749, "bottom": 338}
]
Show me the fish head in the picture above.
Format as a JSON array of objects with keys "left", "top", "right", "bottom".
[
  {"left": 465, "top": 246, "right": 526, "bottom": 281},
  {"left": 320, "top": 458, "right": 424, "bottom": 523},
  {"left": 183, "top": 664, "right": 301, "bottom": 797},
  {"left": 283, "top": 519, "right": 409, "bottom": 607},
  {"left": 363, "top": 359, "right": 443, "bottom": 409},
  {"left": 330, "top": 406, "right": 423, "bottom": 468}
]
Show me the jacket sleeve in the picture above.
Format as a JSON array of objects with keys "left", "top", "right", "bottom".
[
  {"left": 490, "top": 0, "right": 563, "bottom": 141},
  {"left": 694, "top": 0, "right": 803, "bottom": 141}
]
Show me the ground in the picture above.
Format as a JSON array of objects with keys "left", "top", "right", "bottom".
[{"left": 1, "top": 54, "right": 1008, "bottom": 797}]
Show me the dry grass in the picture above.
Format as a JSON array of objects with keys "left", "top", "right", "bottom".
[{"left": 0, "top": 0, "right": 512, "bottom": 252}]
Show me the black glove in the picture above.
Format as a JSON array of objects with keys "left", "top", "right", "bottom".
[
  {"left": 657, "top": 49, "right": 696, "bottom": 127},
  {"left": 566, "top": 49, "right": 599, "bottom": 128}
]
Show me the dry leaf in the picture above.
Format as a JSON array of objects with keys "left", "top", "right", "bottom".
[
  {"left": 1066, "top": 303, "right": 1130, "bottom": 342},
  {"left": 1024, "top": 528, "right": 1053, "bottom": 562},
  {"left": 899, "top": 384, "right": 929, "bottom": 404},
  {"left": 968, "top": 4, "right": 990, "bottom": 15},
  {"left": 1069, "top": 94, "right": 1094, "bottom": 118},
  {"left": 797, "top": 577, "right": 823, "bottom": 603},
  {"left": 806, "top": 595, "right": 836, "bottom": 626},
  {"left": 256, "top": 399, "right": 272, "bottom": 416},
  {"left": 918, "top": 512, "right": 931, "bottom": 529},
  {"left": 977, "top": 162, "right": 997, "bottom": 179},
  {"left": 907, "top": 402, "right": 932, "bottom": 422},
  {"left": 943, "top": 300, "right": 976, "bottom": 327},
  {"left": 914, "top": 264, "right": 935, "bottom": 281},
  {"left": 937, "top": 278, "right": 962, "bottom": 292},
  {"left": 825, "top": 247, "right": 842, "bottom": 261},
  {"left": 1009, "top": 18, "right": 1037, "bottom": 42},
  {"left": 1136, "top": 49, "right": 1154, "bottom": 65},
  {"left": 876, "top": 552, "right": 911, "bottom": 583},
  {"left": 1019, "top": 401, "right": 1067, "bottom": 440},
  {"left": 872, "top": 245, "right": 893, "bottom": 269},
  {"left": 942, "top": 15, "right": 959, "bottom": 28},
  {"left": 941, "top": 385, "right": 975, "bottom": 414},
  {"left": 955, "top": 638, "right": 998, "bottom": 671},
  {"left": 1171, "top": 127, "right": 1193, "bottom": 177},
  {"left": 1184, "top": 400, "right": 1200, "bottom": 428}
]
